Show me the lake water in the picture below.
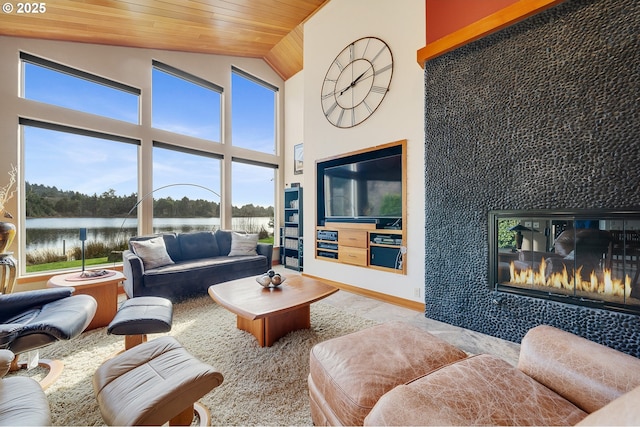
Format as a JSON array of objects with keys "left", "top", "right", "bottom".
[{"left": 25, "top": 217, "right": 273, "bottom": 253}]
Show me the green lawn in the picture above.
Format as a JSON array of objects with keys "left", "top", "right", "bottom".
[
  {"left": 26, "top": 236, "right": 275, "bottom": 273},
  {"left": 26, "top": 257, "right": 111, "bottom": 273}
]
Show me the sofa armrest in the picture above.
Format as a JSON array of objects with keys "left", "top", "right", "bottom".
[
  {"left": 257, "top": 243, "right": 273, "bottom": 269},
  {"left": 122, "top": 250, "right": 145, "bottom": 298},
  {"left": 518, "top": 325, "right": 640, "bottom": 413},
  {"left": 577, "top": 384, "right": 640, "bottom": 426}
]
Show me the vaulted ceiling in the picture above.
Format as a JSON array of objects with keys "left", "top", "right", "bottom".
[{"left": 0, "top": 0, "right": 328, "bottom": 80}]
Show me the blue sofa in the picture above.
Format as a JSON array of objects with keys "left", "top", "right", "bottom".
[{"left": 122, "top": 230, "right": 273, "bottom": 301}]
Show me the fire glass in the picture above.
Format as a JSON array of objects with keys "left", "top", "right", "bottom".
[{"left": 489, "top": 210, "right": 640, "bottom": 315}]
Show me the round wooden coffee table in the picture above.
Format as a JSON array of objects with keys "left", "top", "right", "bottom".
[{"left": 47, "top": 270, "right": 124, "bottom": 330}]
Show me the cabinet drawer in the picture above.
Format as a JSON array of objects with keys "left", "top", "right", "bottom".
[
  {"left": 338, "top": 230, "right": 368, "bottom": 248},
  {"left": 338, "top": 247, "right": 368, "bottom": 266}
]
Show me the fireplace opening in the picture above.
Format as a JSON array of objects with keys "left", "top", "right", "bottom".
[{"left": 489, "top": 210, "right": 640, "bottom": 315}]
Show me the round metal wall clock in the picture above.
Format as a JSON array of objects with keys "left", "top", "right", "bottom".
[{"left": 321, "top": 36, "right": 393, "bottom": 128}]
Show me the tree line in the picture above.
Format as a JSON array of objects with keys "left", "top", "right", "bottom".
[{"left": 25, "top": 183, "right": 274, "bottom": 218}]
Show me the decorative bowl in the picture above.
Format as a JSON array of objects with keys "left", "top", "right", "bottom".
[
  {"left": 256, "top": 273, "right": 285, "bottom": 288},
  {"left": 271, "top": 273, "right": 285, "bottom": 286}
]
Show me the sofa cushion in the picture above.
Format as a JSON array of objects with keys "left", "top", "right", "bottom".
[
  {"left": 130, "top": 237, "right": 174, "bottom": 269},
  {"left": 179, "top": 231, "right": 219, "bottom": 261},
  {"left": 364, "top": 354, "right": 588, "bottom": 426},
  {"left": 228, "top": 232, "right": 258, "bottom": 256},
  {"left": 214, "top": 230, "right": 232, "bottom": 256},
  {"left": 309, "top": 321, "right": 468, "bottom": 426},
  {"left": 161, "top": 233, "right": 182, "bottom": 261},
  {"left": 143, "top": 256, "right": 267, "bottom": 290}
]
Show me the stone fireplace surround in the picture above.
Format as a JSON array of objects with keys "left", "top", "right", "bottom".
[{"left": 423, "top": 0, "right": 640, "bottom": 357}]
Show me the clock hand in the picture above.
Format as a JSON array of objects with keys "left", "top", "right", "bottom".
[
  {"left": 337, "top": 84, "right": 353, "bottom": 96},
  {"left": 338, "top": 70, "right": 372, "bottom": 96},
  {"left": 351, "top": 70, "right": 369, "bottom": 85}
]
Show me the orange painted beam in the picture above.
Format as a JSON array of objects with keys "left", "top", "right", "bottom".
[
  {"left": 426, "top": 0, "right": 519, "bottom": 44},
  {"left": 417, "top": 0, "right": 566, "bottom": 66}
]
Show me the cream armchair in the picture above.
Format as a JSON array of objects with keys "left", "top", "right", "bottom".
[{"left": 0, "top": 349, "right": 51, "bottom": 426}]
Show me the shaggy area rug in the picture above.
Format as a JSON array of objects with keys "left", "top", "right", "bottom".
[{"left": 12, "top": 296, "right": 377, "bottom": 426}]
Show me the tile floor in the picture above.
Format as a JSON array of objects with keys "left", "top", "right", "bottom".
[
  {"left": 275, "top": 265, "right": 521, "bottom": 366},
  {"left": 320, "top": 289, "right": 521, "bottom": 366}
]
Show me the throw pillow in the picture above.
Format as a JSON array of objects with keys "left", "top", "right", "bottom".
[
  {"left": 131, "top": 237, "right": 175, "bottom": 269},
  {"left": 228, "top": 232, "right": 259, "bottom": 256}
]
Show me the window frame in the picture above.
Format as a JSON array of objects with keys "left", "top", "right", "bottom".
[
  {"left": 231, "top": 66, "right": 279, "bottom": 154},
  {"left": 14, "top": 53, "right": 282, "bottom": 277},
  {"left": 152, "top": 60, "right": 224, "bottom": 142},
  {"left": 20, "top": 52, "right": 141, "bottom": 123}
]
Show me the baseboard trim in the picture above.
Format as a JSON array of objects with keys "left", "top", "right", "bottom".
[{"left": 303, "top": 273, "right": 425, "bottom": 312}]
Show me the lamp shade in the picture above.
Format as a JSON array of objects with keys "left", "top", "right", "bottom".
[{"left": 509, "top": 224, "right": 532, "bottom": 232}]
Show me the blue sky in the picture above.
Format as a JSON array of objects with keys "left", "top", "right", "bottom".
[
  {"left": 152, "top": 68, "right": 220, "bottom": 140},
  {"left": 23, "top": 62, "right": 276, "bottom": 208}
]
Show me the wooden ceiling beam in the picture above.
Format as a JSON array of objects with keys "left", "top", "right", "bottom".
[{"left": 0, "top": 0, "right": 328, "bottom": 79}]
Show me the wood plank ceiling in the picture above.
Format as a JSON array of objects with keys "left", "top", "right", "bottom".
[{"left": 0, "top": 0, "right": 328, "bottom": 80}]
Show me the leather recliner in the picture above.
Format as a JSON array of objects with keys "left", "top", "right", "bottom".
[
  {"left": 0, "top": 349, "right": 51, "bottom": 426},
  {"left": 0, "top": 287, "right": 97, "bottom": 387}
]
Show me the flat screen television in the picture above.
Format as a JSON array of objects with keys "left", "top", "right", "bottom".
[{"left": 316, "top": 143, "right": 403, "bottom": 229}]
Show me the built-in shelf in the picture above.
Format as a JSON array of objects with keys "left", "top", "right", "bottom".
[
  {"left": 283, "top": 187, "right": 303, "bottom": 271},
  {"left": 315, "top": 222, "right": 405, "bottom": 274}
]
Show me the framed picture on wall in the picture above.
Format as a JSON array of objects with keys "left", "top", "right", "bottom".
[{"left": 294, "top": 143, "right": 303, "bottom": 175}]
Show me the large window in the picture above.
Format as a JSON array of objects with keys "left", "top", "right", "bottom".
[
  {"left": 232, "top": 161, "right": 275, "bottom": 237},
  {"left": 152, "top": 145, "right": 222, "bottom": 233},
  {"left": 18, "top": 54, "right": 278, "bottom": 275},
  {"left": 21, "top": 52, "right": 140, "bottom": 124},
  {"left": 231, "top": 68, "right": 277, "bottom": 154},
  {"left": 22, "top": 120, "right": 138, "bottom": 273},
  {"left": 152, "top": 61, "right": 222, "bottom": 141}
]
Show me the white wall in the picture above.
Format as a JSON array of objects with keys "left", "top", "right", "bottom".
[
  {"left": 284, "top": 0, "right": 426, "bottom": 302},
  {"left": 283, "top": 71, "right": 304, "bottom": 188}
]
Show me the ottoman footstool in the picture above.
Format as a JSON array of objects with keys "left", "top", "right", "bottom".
[
  {"left": 93, "top": 335, "right": 223, "bottom": 426},
  {"left": 107, "top": 296, "right": 173, "bottom": 350},
  {"left": 308, "top": 321, "right": 468, "bottom": 426}
]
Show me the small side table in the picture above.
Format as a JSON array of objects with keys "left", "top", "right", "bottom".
[{"left": 47, "top": 270, "right": 124, "bottom": 330}]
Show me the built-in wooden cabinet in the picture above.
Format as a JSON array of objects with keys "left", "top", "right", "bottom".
[
  {"left": 315, "top": 222, "right": 405, "bottom": 274},
  {"left": 314, "top": 140, "right": 407, "bottom": 275},
  {"left": 337, "top": 229, "right": 368, "bottom": 266}
]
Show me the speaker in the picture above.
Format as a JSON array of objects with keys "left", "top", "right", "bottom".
[{"left": 370, "top": 246, "right": 401, "bottom": 269}]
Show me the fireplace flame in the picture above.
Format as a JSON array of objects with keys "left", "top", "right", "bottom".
[{"left": 509, "top": 259, "right": 631, "bottom": 298}]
